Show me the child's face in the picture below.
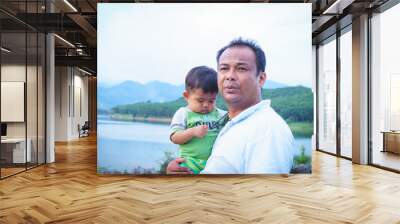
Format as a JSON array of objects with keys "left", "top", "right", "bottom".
[{"left": 183, "top": 89, "right": 217, "bottom": 114}]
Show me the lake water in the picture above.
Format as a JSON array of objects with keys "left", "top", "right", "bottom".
[{"left": 97, "top": 116, "right": 311, "bottom": 173}]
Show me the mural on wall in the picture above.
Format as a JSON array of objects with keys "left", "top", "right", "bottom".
[{"left": 97, "top": 3, "right": 313, "bottom": 174}]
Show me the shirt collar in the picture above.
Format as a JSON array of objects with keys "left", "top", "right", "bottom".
[
  {"left": 218, "top": 100, "right": 271, "bottom": 137},
  {"left": 229, "top": 100, "right": 271, "bottom": 124}
]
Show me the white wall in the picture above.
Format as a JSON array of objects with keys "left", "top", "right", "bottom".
[
  {"left": 46, "top": 32, "right": 56, "bottom": 163},
  {"left": 1, "top": 65, "right": 26, "bottom": 139},
  {"left": 55, "top": 66, "right": 69, "bottom": 141},
  {"left": 1, "top": 63, "right": 46, "bottom": 164},
  {"left": 72, "top": 72, "right": 89, "bottom": 138},
  {"left": 312, "top": 45, "right": 316, "bottom": 151},
  {"left": 352, "top": 14, "right": 369, "bottom": 164},
  {"left": 0, "top": 65, "right": 42, "bottom": 138},
  {"left": 55, "top": 67, "right": 89, "bottom": 141}
]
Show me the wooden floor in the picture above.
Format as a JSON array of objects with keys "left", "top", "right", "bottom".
[
  {"left": 1, "top": 167, "right": 26, "bottom": 178},
  {"left": 1, "top": 135, "right": 400, "bottom": 223},
  {"left": 372, "top": 150, "right": 400, "bottom": 171},
  {"left": 1, "top": 164, "right": 44, "bottom": 178}
]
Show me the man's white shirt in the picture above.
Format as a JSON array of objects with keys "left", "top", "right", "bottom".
[{"left": 201, "top": 100, "right": 295, "bottom": 174}]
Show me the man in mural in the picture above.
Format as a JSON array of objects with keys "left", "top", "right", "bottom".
[{"left": 167, "top": 38, "right": 295, "bottom": 174}]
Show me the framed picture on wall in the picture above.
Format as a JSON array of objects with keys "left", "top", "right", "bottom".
[{"left": 97, "top": 3, "right": 313, "bottom": 175}]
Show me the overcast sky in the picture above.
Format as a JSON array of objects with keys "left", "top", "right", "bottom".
[{"left": 98, "top": 3, "right": 312, "bottom": 87}]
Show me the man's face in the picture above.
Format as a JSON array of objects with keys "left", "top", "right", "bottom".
[{"left": 217, "top": 46, "right": 266, "bottom": 109}]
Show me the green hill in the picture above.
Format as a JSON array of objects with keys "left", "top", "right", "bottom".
[
  {"left": 109, "top": 86, "right": 313, "bottom": 136},
  {"left": 111, "top": 86, "right": 312, "bottom": 120},
  {"left": 262, "top": 86, "right": 313, "bottom": 122}
]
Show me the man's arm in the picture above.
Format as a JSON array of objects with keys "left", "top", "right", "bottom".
[
  {"left": 166, "top": 158, "right": 193, "bottom": 174},
  {"left": 170, "top": 125, "right": 208, "bottom": 144}
]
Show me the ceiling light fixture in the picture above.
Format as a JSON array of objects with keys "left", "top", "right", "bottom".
[
  {"left": 78, "top": 67, "right": 92, "bottom": 76},
  {"left": 63, "top": 0, "right": 78, "bottom": 12},
  {"left": 1, "top": 47, "right": 11, "bottom": 53},
  {"left": 322, "top": 0, "right": 355, "bottom": 15},
  {"left": 54, "top": 34, "right": 75, "bottom": 48},
  {"left": 76, "top": 48, "right": 84, "bottom": 55}
]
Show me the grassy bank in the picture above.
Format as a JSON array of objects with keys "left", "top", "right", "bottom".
[
  {"left": 110, "top": 113, "right": 313, "bottom": 137},
  {"left": 288, "top": 122, "right": 313, "bottom": 137},
  {"left": 110, "top": 113, "right": 171, "bottom": 124}
]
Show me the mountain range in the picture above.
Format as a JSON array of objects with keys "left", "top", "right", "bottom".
[{"left": 98, "top": 80, "right": 288, "bottom": 109}]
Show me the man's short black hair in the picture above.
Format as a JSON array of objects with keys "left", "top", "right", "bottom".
[
  {"left": 216, "top": 38, "right": 266, "bottom": 75},
  {"left": 185, "top": 66, "right": 218, "bottom": 93}
]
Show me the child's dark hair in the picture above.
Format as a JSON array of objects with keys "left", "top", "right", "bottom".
[{"left": 185, "top": 66, "right": 218, "bottom": 93}]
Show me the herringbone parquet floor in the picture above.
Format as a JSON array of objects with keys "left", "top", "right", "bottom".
[{"left": 1, "top": 135, "right": 400, "bottom": 223}]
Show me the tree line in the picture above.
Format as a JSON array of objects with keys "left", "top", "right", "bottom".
[{"left": 109, "top": 86, "right": 313, "bottom": 122}]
